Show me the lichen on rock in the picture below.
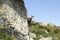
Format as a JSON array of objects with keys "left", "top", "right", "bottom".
[{"left": 0, "top": 0, "right": 29, "bottom": 40}]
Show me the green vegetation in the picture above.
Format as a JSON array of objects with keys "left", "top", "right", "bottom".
[
  {"left": 29, "top": 21, "right": 60, "bottom": 40},
  {"left": 0, "top": 28, "right": 15, "bottom": 40},
  {"left": 0, "top": 21, "right": 60, "bottom": 40}
]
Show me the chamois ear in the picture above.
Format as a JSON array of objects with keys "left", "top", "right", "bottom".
[{"left": 31, "top": 16, "right": 34, "bottom": 18}]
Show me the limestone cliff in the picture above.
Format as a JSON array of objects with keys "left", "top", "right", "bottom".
[{"left": 0, "top": 0, "right": 29, "bottom": 40}]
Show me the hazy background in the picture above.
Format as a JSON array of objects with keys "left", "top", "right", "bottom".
[{"left": 24, "top": 0, "right": 60, "bottom": 26}]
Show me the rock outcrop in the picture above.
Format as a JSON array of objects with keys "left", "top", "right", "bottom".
[
  {"left": 29, "top": 32, "right": 36, "bottom": 40},
  {"left": 0, "top": 0, "right": 29, "bottom": 40},
  {"left": 39, "top": 37, "right": 52, "bottom": 40}
]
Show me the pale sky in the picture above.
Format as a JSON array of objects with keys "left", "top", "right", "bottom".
[{"left": 24, "top": 0, "right": 60, "bottom": 26}]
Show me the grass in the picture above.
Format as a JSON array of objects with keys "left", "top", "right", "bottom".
[
  {"left": 29, "top": 21, "right": 60, "bottom": 40},
  {"left": 0, "top": 27, "right": 15, "bottom": 40}
]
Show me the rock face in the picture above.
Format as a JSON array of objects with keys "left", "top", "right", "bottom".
[
  {"left": 40, "top": 37, "right": 52, "bottom": 40},
  {"left": 0, "top": 0, "right": 29, "bottom": 40},
  {"left": 29, "top": 32, "right": 36, "bottom": 40}
]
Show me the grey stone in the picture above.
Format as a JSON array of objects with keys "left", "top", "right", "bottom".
[{"left": 0, "top": 0, "right": 29, "bottom": 40}]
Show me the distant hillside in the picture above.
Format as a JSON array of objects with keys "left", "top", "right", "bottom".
[{"left": 29, "top": 21, "right": 60, "bottom": 40}]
